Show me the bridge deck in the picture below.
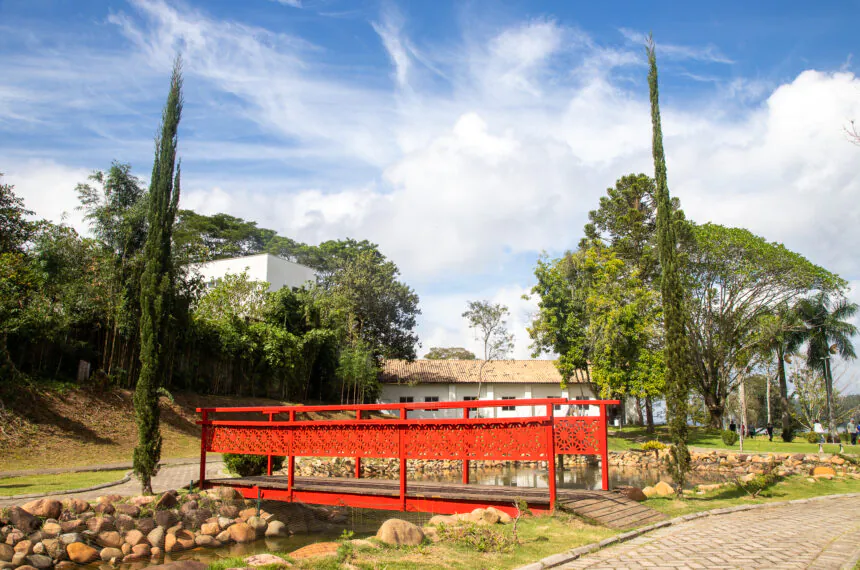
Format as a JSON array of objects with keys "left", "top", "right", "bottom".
[{"left": 206, "top": 476, "right": 665, "bottom": 529}]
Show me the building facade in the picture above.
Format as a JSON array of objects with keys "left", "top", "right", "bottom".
[
  {"left": 377, "top": 359, "right": 605, "bottom": 420},
  {"left": 193, "top": 253, "right": 316, "bottom": 292}
]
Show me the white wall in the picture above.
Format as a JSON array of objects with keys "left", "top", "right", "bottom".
[
  {"left": 194, "top": 254, "right": 316, "bottom": 292},
  {"left": 377, "top": 383, "right": 598, "bottom": 419}
]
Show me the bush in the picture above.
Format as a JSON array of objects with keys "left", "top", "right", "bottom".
[
  {"left": 721, "top": 430, "right": 738, "bottom": 446},
  {"left": 436, "top": 523, "right": 515, "bottom": 553},
  {"left": 641, "top": 440, "right": 666, "bottom": 459},
  {"left": 735, "top": 467, "right": 781, "bottom": 498},
  {"left": 223, "top": 453, "right": 284, "bottom": 477},
  {"left": 781, "top": 427, "right": 794, "bottom": 442},
  {"left": 805, "top": 431, "right": 821, "bottom": 444}
]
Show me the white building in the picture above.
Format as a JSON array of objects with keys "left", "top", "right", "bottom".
[
  {"left": 194, "top": 253, "right": 316, "bottom": 292},
  {"left": 378, "top": 359, "right": 615, "bottom": 420}
]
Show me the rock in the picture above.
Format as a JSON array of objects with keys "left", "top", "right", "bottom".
[
  {"left": 289, "top": 542, "right": 339, "bottom": 560},
  {"left": 11, "top": 552, "right": 27, "bottom": 567},
  {"left": 246, "top": 516, "right": 267, "bottom": 537},
  {"left": 145, "top": 561, "right": 209, "bottom": 570},
  {"left": 14, "top": 540, "right": 34, "bottom": 556},
  {"left": 59, "top": 520, "right": 84, "bottom": 534},
  {"left": 115, "top": 514, "right": 135, "bottom": 533},
  {"left": 642, "top": 486, "right": 657, "bottom": 498},
  {"left": 66, "top": 542, "right": 99, "bottom": 564},
  {"left": 154, "top": 511, "right": 178, "bottom": 529},
  {"left": 229, "top": 523, "right": 256, "bottom": 544},
  {"left": 26, "top": 554, "right": 52, "bottom": 569},
  {"left": 422, "top": 527, "right": 440, "bottom": 543},
  {"left": 0, "top": 544, "right": 12, "bottom": 562},
  {"left": 244, "top": 554, "right": 290, "bottom": 567},
  {"left": 217, "top": 517, "right": 234, "bottom": 530},
  {"left": 474, "top": 508, "right": 499, "bottom": 525},
  {"left": 54, "top": 562, "right": 77, "bottom": 570},
  {"left": 219, "top": 505, "right": 240, "bottom": 519},
  {"left": 215, "top": 530, "right": 232, "bottom": 544},
  {"left": 26, "top": 532, "right": 43, "bottom": 545},
  {"left": 182, "top": 508, "right": 211, "bottom": 529},
  {"left": 63, "top": 499, "right": 90, "bottom": 515},
  {"left": 97, "top": 495, "right": 122, "bottom": 505},
  {"left": 57, "top": 534, "right": 82, "bottom": 547},
  {"left": 616, "top": 486, "right": 647, "bottom": 502},
  {"left": 40, "top": 522, "right": 61, "bottom": 538},
  {"left": 22, "top": 499, "right": 62, "bottom": 520},
  {"left": 814, "top": 473, "right": 834, "bottom": 480},
  {"left": 200, "top": 522, "right": 220, "bottom": 536},
  {"left": 97, "top": 530, "right": 122, "bottom": 548},
  {"left": 41, "top": 539, "right": 64, "bottom": 561},
  {"left": 427, "top": 515, "right": 456, "bottom": 527},
  {"left": 193, "top": 535, "right": 220, "bottom": 548},
  {"left": 264, "top": 521, "right": 288, "bottom": 538},
  {"left": 813, "top": 466, "right": 837, "bottom": 477},
  {"left": 739, "top": 473, "right": 757, "bottom": 483},
  {"left": 114, "top": 504, "right": 141, "bottom": 518},
  {"left": 164, "top": 529, "right": 195, "bottom": 553},
  {"left": 86, "top": 516, "right": 114, "bottom": 534},
  {"left": 155, "top": 492, "right": 179, "bottom": 510},
  {"left": 131, "top": 543, "right": 151, "bottom": 557},
  {"left": 31, "top": 542, "right": 45, "bottom": 556},
  {"left": 147, "top": 527, "right": 166, "bottom": 549},
  {"left": 376, "top": 519, "right": 424, "bottom": 546},
  {"left": 150, "top": 546, "right": 162, "bottom": 559},
  {"left": 486, "top": 507, "right": 512, "bottom": 524},
  {"left": 100, "top": 547, "right": 124, "bottom": 562},
  {"left": 93, "top": 502, "right": 115, "bottom": 515},
  {"left": 213, "top": 487, "right": 243, "bottom": 502},
  {"left": 4, "top": 530, "right": 24, "bottom": 545},
  {"left": 830, "top": 456, "right": 846, "bottom": 465},
  {"left": 125, "top": 529, "right": 147, "bottom": 546},
  {"left": 136, "top": 517, "right": 156, "bottom": 535},
  {"left": 130, "top": 496, "right": 157, "bottom": 507},
  {"left": 166, "top": 523, "right": 183, "bottom": 536},
  {"left": 179, "top": 501, "right": 199, "bottom": 515},
  {"left": 6, "top": 508, "right": 39, "bottom": 534},
  {"left": 654, "top": 481, "right": 675, "bottom": 497}
]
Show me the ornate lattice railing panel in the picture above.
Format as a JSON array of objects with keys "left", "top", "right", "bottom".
[
  {"left": 205, "top": 424, "right": 400, "bottom": 457},
  {"left": 553, "top": 417, "right": 601, "bottom": 455},
  {"left": 206, "top": 426, "right": 290, "bottom": 455},
  {"left": 404, "top": 421, "right": 548, "bottom": 460}
]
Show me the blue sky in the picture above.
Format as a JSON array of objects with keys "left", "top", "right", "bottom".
[{"left": 2, "top": 0, "right": 860, "bottom": 392}]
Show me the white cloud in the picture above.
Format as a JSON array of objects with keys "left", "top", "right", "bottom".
[
  {"left": 270, "top": 0, "right": 302, "bottom": 7},
  {"left": 2, "top": 160, "right": 90, "bottom": 231}
]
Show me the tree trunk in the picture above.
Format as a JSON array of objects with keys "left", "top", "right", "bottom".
[
  {"left": 777, "top": 349, "right": 791, "bottom": 436},
  {"left": 704, "top": 392, "right": 724, "bottom": 429},
  {"left": 635, "top": 397, "right": 644, "bottom": 426},
  {"left": 766, "top": 372, "right": 772, "bottom": 426},
  {"left": 645, "top": 397, "right": 655, "bottom": 434},
  {"left": 738, "top": 378, "right": 746, "bottom": 453},
  {"left": 824, "top": 357, "right": 836, "bottom": 443}
]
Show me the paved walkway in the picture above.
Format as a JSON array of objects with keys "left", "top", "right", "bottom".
[
  {"left": 560, "top": 496, "right": 860, "bottom": 570},
  {"left": 0, "top": 461, "right": 225, "bottom": 508}
]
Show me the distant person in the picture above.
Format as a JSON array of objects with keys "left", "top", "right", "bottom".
[
  {"left": 813, "top": 419, "right": 825, "bottom": 453},
  {"left": 729, "top": 421, "right": 737, "bottom": 433},
  {"left": 849, "top": 419, "right": 857, "bottom": 446},
  {"left": 855, "top": 422, "right": 860, "bottom": 446},
  {"left": 766, "top": 422, "right": 774, "bottom": 442}
]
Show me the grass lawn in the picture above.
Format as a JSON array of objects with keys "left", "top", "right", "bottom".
[
  {"left": 609, "top": 425, "right": 856, "bottom": 455},
  {"left": 208, "top": 513, "right": 617, "bottom": 570},
  {"left": 0, "top": 469, "right": 128, "bottom": 497},
  {"left": 645, "top": 474, "right": 860, "bottom": 518}
]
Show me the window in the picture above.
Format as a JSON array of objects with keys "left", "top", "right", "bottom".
[
  {"left": 501, "top": 396, "right": 516, "bottom": 411},
  {"left": 399, "top": 396, "right": 414, "bottom": 403},
  {"left": 554, "top": 404, "right": 562, "bottom": 411},
  {"left": 424, "top": 396, "right": 439, "bottom": 403},
  {"left": 462, "top": 396, "right": 477, "bottom": 401}
]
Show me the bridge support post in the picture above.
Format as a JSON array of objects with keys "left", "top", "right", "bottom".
[
  {"left": 462, "top": 406, "right": 469, "bottom": 485},
  {"left": 599, "top": 404, "right": 609, "bottom": 491},
  {"left": 546, "top": 404, "right": 556, "bottom": 511},
  {"left": 288, "top": 409, "right": 296, "bottom": 501},
  {"left": 355, "top": 410, "right": 362, "bottom": 479},
  {"left": 266, "top": 412, "right": 274, "bottom": 476},
  {"left": 399, "top": 406, "right": 407, "bottom": 511},
  {"left": 199, "top": 409, "right": 208, "bottom": 488}
]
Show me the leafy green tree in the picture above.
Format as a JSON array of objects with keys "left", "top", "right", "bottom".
[
  {"left": 648, "top": 38, "right": 691, "bottom": 492},
  {"left": 174, "top": 211, "right": 276, "bottom": 262},
  {"left": 755, "top": 304, "right": 804, "bottom": 438},
  {"left": 463, "top": 300, "right": 514, "bottom": 397},
  {"left": 792, "top": 292, "right": 858, "bottom": 439},
  {"left": 685, "top": 223, "right": 843, "bottom": 428},
  {"left": 0, "top": 175, "right": 34, "bottom": 254},
  {"left": 134, "top": 57, "right": 183, "bottom": 494},
  {"left": 424, "top": 347, "right": 476, "bottom": 360}
]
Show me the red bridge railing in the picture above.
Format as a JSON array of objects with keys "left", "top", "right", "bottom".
[{"left": 197, "top": 398, "right": 619, "bottom": 512}]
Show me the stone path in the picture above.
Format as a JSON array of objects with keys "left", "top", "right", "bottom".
[
  {"left": 559, "top": 496, "right": 860, "bottom": 570},
  {"left": 0, "top": 461, "right": 225, "bottom": 507}
]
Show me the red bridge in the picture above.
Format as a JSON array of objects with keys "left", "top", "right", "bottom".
[{"left": 197, "top": 398, "right": 621, "bottom": 517}]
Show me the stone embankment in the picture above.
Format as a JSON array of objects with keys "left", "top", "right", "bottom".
[{"left": 0, "top": 487, "right": 346, "bottom": 570}]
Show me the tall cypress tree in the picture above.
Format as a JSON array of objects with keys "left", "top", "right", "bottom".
[
  {"left": 647, "top": 37, "right": 691, "bottom": 492},
  {"left": 134, "top": 57, "right": 183, "bottom": 494}
]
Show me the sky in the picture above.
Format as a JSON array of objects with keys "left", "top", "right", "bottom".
[{"left": 2, "top": 0, "right": 860, "bottom": 392}]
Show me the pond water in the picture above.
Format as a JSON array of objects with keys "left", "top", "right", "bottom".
[{"left": 94, "top": 463, "right": 725, "bottom": 569}]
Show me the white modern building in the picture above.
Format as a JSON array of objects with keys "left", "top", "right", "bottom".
[
  {"left": 193, "top": 253, "right": 317, "bottom": 292},
  {"left": 378, "top": 359, "right": 613, "bottom": 420}
]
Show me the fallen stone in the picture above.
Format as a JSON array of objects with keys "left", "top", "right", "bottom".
[
  {"left": 215, "top": 530, "right": 232, "bottom": 544},
  {"left": 244, "top": 554, "right": 290, "bottom": 567},
  {"left": 125, "top": 529, "right": 147, "bottom": 546},
  {"left": 63, "top": 499, "right": 90, "bottom": 516},
  {"left": 194, "top": 535, "right": 220, "bottom": 548},
  {"left": 21, "top": 500, "right": 62, "bottom": 520},
  {"left": 96, "top": 530, "right": 123, "bottom": 548},
  {"left": 100, "top": 548, "right": 124, "bottom": 562},
  {"left": 246, "top": 516, "right": 267, "bottom": 537},
  {"left": 66, "top": 542, "right": 99, "bottom": 564},
  {"left": 115, "top": 514, "right": 135, "bottom": 533},
  {"left": 59, "top": 520, "right": 84, "bottom": 534},
  {"left": 289, "top": 542, "right": 339, "bottom": 560},
  {"left": 200, "top": 522, "right": 220, "bottom": 536},
  {"left": 427, "top": 515, "right": 456, "bottom": 527},
  {"left": 0, "top": 544, "right": 12, "bottom": 563},
  {"left": 11, "top": 552, "right": 27, "bottom": 567},
  {"left": 654, "top": 481, "right": 675, "bottom": 497},
  {"left": 217, "top": 517, "right": 234, "bottom": 530},
  {"left": 6, "top": 509, "right": 39, "bottom": 534},
  {"left": 26, "top": 554, "right": 52, "bottom": 569},
  {"left": 155, "top": 492, "right": 178, "bottom": 510},
  {"left": 115, "top": 504, "right": 141, "bottom": 518},
  {"left": 376, "top": 519, "right": 424, "bottom": 546},
  {"left": 39, "top": 522, "right": 61, "bottom": 538},
  {"left": 616, "top": 487, "right": 647, "bottom": 502},
  {"left": 265, "top": 521, "right": 288, "bottom": 537},
  {"left": 136, "top": 517, "right": 156, "bottom": 535},
  {"left": 164, "top": 530, "right": 195, "bottom": 553},
  {"left": 13, "top": 540, "right": 34, "bottom": 556},
  {"left": 93, "top": 503, "right": 115, "bottom": 515},
  {"left": 86, "top": 516, "right": 114, "bottom": 534},
  {"left": 154, "top": 511, "right": 178, "bottom": 529},
  {"left": 31, "top": 542, "right": 45, "bottom": 556},
  {"left": 147, "top": 526, "right": 166, "bottom": 549},
  {"left": 814, "top": 465, "right": 837, "bottom": 476},
  {"left": 642, "top": 486, "right": 657, "bottom": 498},
  {"left": 131, "top": 543, "right": 151, "bottom": 557},
  {"left": 228, "top": 522, "right": 256, "bottom": 544},
  {"left": 57, "top": 533, "right": 82, "bottom": 547}
]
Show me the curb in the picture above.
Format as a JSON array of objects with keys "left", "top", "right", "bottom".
[
  {"left": 1, "top": 471, "right": 134, "bottom": 501},
  {"left": 514, "top": 492, "right": 860, "bottom": 570}
]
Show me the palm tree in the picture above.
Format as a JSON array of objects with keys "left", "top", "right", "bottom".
[
  {"left": 793, "top": 293, "right": 858, "bottom": 441},
  {"left": 756, "top": 304, "right": 804, "bottom": 439}
]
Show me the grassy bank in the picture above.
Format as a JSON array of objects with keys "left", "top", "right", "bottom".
[
  {"left": 609, "top": 425, "right": 856, "bottom": 455},
  {"left": 0, "top": 469, "right": 129, "bottom": 497}
]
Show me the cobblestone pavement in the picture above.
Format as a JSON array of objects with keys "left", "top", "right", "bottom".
[
  {"left": 559, "top": 496, "right": 860, "bottom": 570},
  {"left": 0, "top": 461, "right": 226, "bottom": 507}
]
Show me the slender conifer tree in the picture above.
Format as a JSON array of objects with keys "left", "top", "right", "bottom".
[
  {"left": 647, "top": 37, "right": 691, "bottom": 492},
  {"left": 134, "top": 57, "right": 183, "bottom": 494}
]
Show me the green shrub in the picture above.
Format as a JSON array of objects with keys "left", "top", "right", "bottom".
[
  {"left": 735, "top": 467, "right": 781, "bottom": 498},
  {"left": 436, "top": 523, "right": 515, "bottom": 553},
  {"left": 781, "top": 427, "right": 794, "bottom": 442},
  {"left": 721, "top": 430, "right": 738, "bottom": 446},
  {"left": 641, "top": 440, "right": 666, "bottom": 459},
  {"left": 223, "top": 454, "right": 284, "bottom": 477},
  {"left": 805, "top": 431, "right": 821, "bottom": 444}
]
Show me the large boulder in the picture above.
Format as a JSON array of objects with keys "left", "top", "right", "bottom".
[
  {"left": 22, "top": 500, "right": 62, "bottom": 520},
  {"left": 154, "top": 511, "right": 178, "bottom": 529},
  {"left": 40, "top": 539, "right": 65, "bottom": 561},
  {"left": 125, "top": 529, "right": 147, "bottom": 547},
  {"left": 244, "top": 554, "right": 290, "bottom": 567},
  {"left": 115, "top": 514, "right": 135, "bottom": 533},
  {"left": 228, "top": 522, "right": 256, "bottom": 544},
  {"left": 218, "top": 505, "right": 240, "bottom": 519},
  {"left": 147, "top": 527, "right": 166, "bottom": 549},
  {"left": 154, "top": 491, "right": 178, "bottom": 510},
  {"left": 654, "top": 481, "right": 675, "bottom": 497},
  {"left": 289, "top": 542, "right": 339, "bottom": 560},
  {"left": 145, "top": 561, "right": 208, "bottom": 570},
  {"left": 65, "top": 543, "right": 99, "bottom": 564},
  {"left": 376, "top": 519, "right": 424, "bottom": 546},
  {"left": 427, "top": 515, "right": 456, "bottom": 527},
  {"left": 6, "top": 508, "right": 39, "bottom": 534},
  {"left": 0, "top": 544, "right": 13, "bottom": 562},
  {"left": 813, "top": 466, "right": 837, "bottom": 477},
  {"left": 25, "top": 555, "right": 52, "bottom": 570},
  {"left": 99, "top": 548, "right": 123, "bottom": 562},
  {"left": 97, "top": 531, "right": 123, "bottom": 549},
  {"left": 86, "top": 516, "right": 114, "bottom": 534},
  {"left": 616, "top": 486, "right": 648, "bottom": 502},
  {"left": 265, "top": 521, "right": 288, "bottom": 538},
  {"left": 114, "top": 504, "right": 140, "bottom": 518},
  {"left": 485, "top": 507, "right": 512, "bottom": 524},
  {"left": 62, "top": 499, "right": 90, "bottom": 516},
  {"left": 246, "top": 516, "right": 267, "bottom": 537},
  {"left": 59, "top": 520, "right": 84, "bottom": 534}
]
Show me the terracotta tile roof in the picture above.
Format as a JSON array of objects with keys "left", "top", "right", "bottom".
[{"left": 379, "top": 359, "right": 590, "bottom": 384}]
